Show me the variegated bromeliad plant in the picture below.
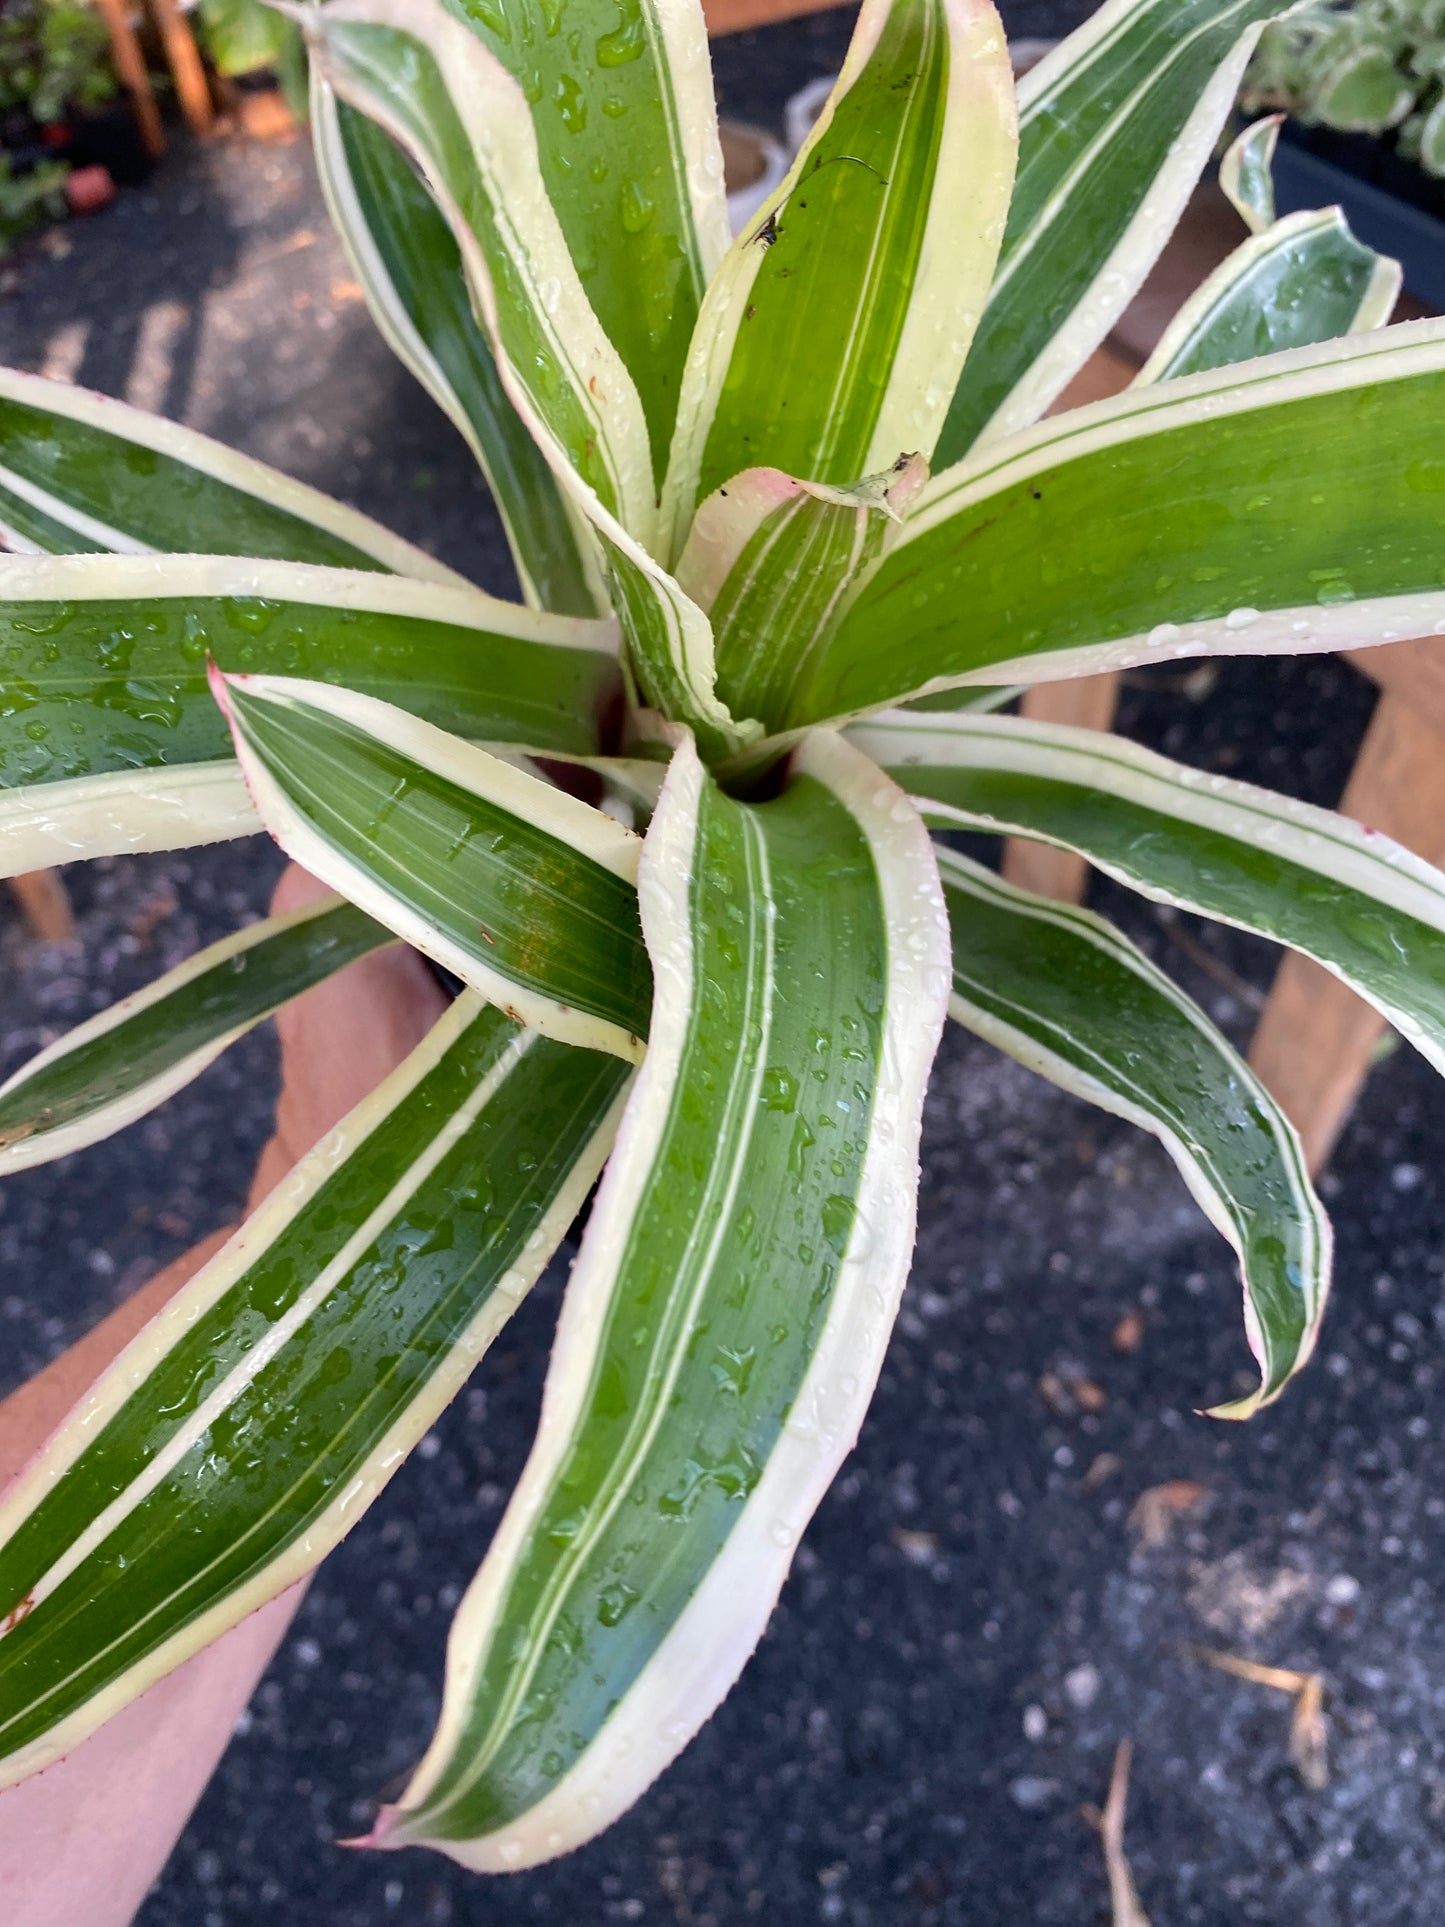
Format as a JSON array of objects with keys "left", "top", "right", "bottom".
[{"left": 0, "top": 0, "right": 1443, "bottom": 1878}]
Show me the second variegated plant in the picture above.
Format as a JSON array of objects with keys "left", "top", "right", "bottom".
[{"left": 0, "top": 0, "right": 1441, "bottom": 1876}]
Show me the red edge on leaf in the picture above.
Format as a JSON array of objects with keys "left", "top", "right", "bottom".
[
  {"left": 339, "top": 1804, "right": 402, "bottom": 1852},
  {"left": 204, "top": 654, "right": 239, "bottom": 722}
]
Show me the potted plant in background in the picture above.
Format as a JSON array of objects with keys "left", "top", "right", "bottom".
[
  {"left": 0, "top": 0, "right": 125, "bottom": 251},
  {"left": 196, "top": 0, "right": 309, "bottom": 136},
  {"left": 1, "top": 0, "right": 1445, "bottom": 1893},
  {"left": 1244, "top": 0, "right": 1445, "bottom": 304}
]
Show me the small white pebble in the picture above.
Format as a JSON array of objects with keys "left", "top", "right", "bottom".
[
  {"left": 1325, "top": 1574, "right": 1361, "bottom": 1606},
  {"left": 1392, "top": 1163, "right": 1423, "bottom": 1192},
  {"left": 1064, "top": 1663, "right": 1100, "bottom": 1711},
  {"left": 1009, "top": 1776, "right": 1057, "bottom": 1811},
  {"left": 1022, "top": 1704, "right": 1048, "bottom": 1742}
]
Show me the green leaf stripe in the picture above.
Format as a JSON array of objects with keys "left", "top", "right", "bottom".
[
  {"left": 938, "top": 0, "right": 1289, "bottom": 459},
  {"left": 318, "top": 89, "right": 606, "bottom": 618},
  {"left": 662, "top": 0, "right": 1015, "bottom": 557},
  {"left": 215, "top": 672, "right": 652, "bottom": 1058},
  {"left": 0, "top": 995, "right": 631, "bottom": 1789},
  {"left": 0, "top": 367, "right": 466, "bottom": 582},
  {"left": 376, "top": 731, "right": 949, "bottom": 1870},
  {"left": 790, "top": 319, "right": 1445, "bottom": 729},
  {"left": 0, "top": 553, "right": 621, "bottom": 796},
  {"left": 853, "top": 709, "right": 1445, "bottom": 1081},
  {"left": 0, "top": 896, "right": 391, "bottom": 1175},
  {"left": 938, "top": 846, "right": 1328, "bottom": 1415}
]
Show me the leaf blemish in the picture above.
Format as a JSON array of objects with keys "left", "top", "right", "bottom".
[{"left": 2, "top": 1594, "right": 36, "bottom": 1635}]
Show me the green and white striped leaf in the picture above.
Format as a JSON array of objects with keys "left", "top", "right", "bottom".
[
  {"left": 938, "top": 846, "right": 1328, "bottom": 1416},
  {"left": 0, "top": 994, "right": 631, "bottom": 1789},
  {"left": 675, "top": 457, "right": 928, "bottom": 727},
  {"left": 936, "top": 0, "right": 1294, "bottom": 460},
  {"left": 0, "top": 551, "right": 620, "bottom": 876},
  {"left": 0, "top": 367, "right": 465, "bottom": 581},
  {"left": 298, "top": 0, "right": 656, "bottom": 546},
  {"left": 370, "top": 728, "right": 949, "bottom": 1871},
  {"left": 853, "top": 708, "right": 1445, "bottom": 1082},
  {"left": 212, "top": 670, "right": 650, "bottom": 1059},
  {"left": 1219, "top": 113, "right": 1282, "bottom": 233},
  {"left": 597, "top": 516, "right": 759, "bottom": 763},
  {"left": 659, "top": 0, "right": 1016, "bottom": 560},
  {"left": 1135, "top": 110, "right": 1400, "bottom": 387},
  {"left": 433, "top": 0, "right": 729, "bottom": 485},
  {"left": 0, "top": 896, "right": 390, "bottom": 1175},
  {"left": 784, "top": 319, "right": 1445, "bottom": 730},
  {"left": 1134, "top": 205, "right": 1399, "bottom": 385},
  {"left": 314, "top": 84, "right": 607, "bottom": 618}
]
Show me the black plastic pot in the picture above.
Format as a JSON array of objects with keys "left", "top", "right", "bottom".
[{"left": 1272, "top": 121, "right": 1445, "bottom": 311}]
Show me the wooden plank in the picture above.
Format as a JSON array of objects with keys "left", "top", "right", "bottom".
[
  {"left": 998, "top": 337, "right": 1136, "bottom": 905},
  {"left": 1248, "top": 690, "right": 1445, "bottom": 1172},
  {"left": 7, "top": 870, "right": 76, "bottom": 944},
  {"left": 1001, "top": 673, "right": 1123, "bottom": 904}
]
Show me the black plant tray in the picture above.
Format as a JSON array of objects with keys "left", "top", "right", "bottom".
[{"left": 1272, "top": 122, "right": 1445, "bottom": 312}]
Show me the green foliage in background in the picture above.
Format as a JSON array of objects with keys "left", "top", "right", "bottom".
[
  {"left": 0, "top": 0, "right": 117, "bottom": 126},
  {"left": 1246, "top": 0, "right": 1445, "bottom": 174},
  {"left": 196, "top": 0, "right": 308, "bottom": 119}
]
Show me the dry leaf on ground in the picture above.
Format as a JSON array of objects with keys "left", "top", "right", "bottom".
[
  {"left": 1082, "top": 1739, "right": 1151, "bottom": 1927},
  {"left": 1128, "top": 1480, "right": 1210, "bottom": 1550},
  {"left": 1184, "top": 1645, "right": 1329, "bottom": 1790}
]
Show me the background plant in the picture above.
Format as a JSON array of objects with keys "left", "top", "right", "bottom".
[
  {"left": 0, "top": 0, "right": 1442, "bottom": 1881},
  {"left": 196, "top": 0, "right": 309, "bottom": 119},
  {"left": 0, "top": 0, "right": 118, "bottom": 126},
  {"left": 1245, "top": 0, "right": 1445, "bottom": 175},
  {"left": 0, "top": 156, "right": 68, "bottom": 259}
]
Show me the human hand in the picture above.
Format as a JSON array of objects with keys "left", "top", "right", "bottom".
[{"left": 0, "top": 863, "right": 447, "bottom": 1927}]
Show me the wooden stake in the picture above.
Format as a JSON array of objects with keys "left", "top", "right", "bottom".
[
  {"left": 7, "top": 871, "right": 77, "bottom": 944},
  {"left": 1001, "top": 673, "right": 1122, "bottom": 904},
  {"left": 145, "top": 0, "right": 215, "bottom": 139},
  {"left": 1249, "top": 689, "right": 1445, "bottom": 1172},
  {"left": 91, "top": 0, "right": 165, "bottom": 158}
]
